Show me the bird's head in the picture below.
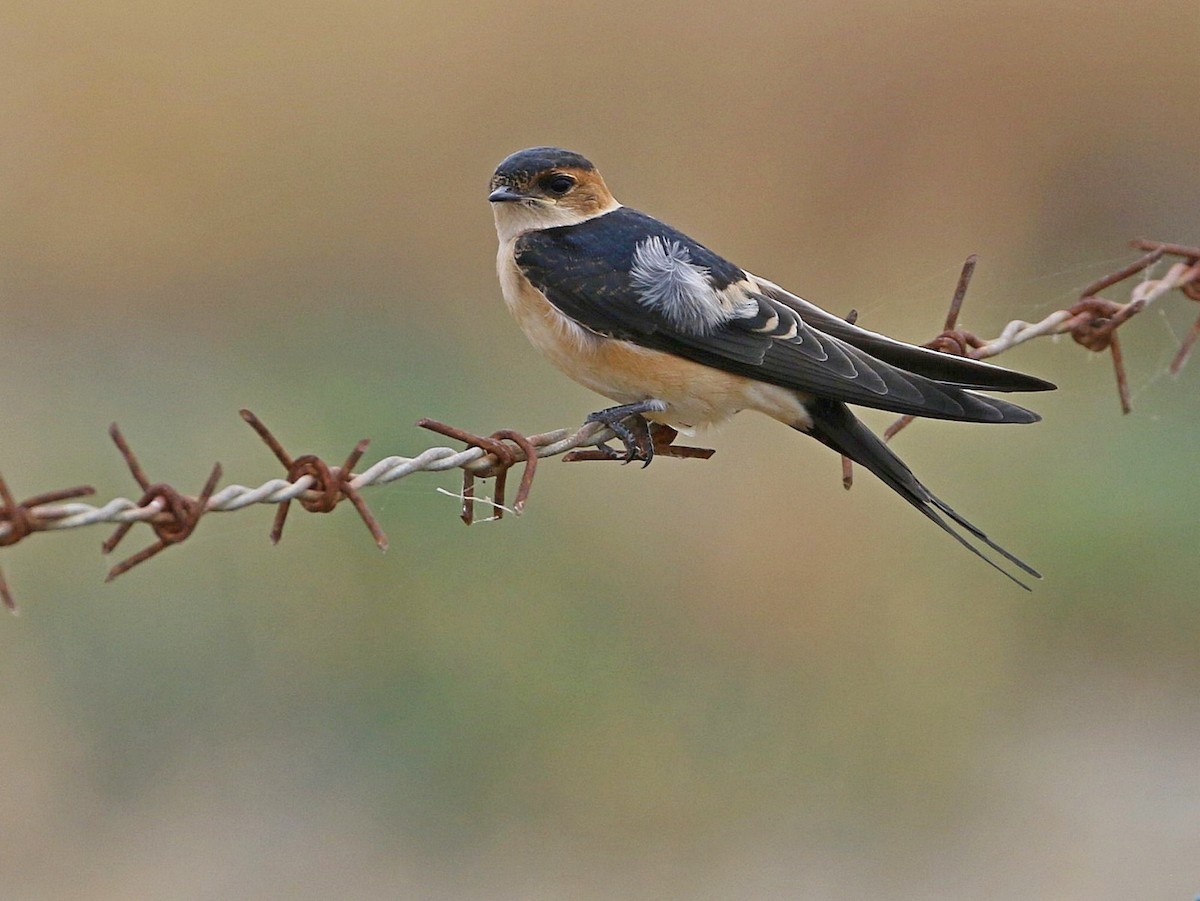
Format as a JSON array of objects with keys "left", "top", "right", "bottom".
[{"left": 488, "top": 147, "right": 619, "bottom": 241}]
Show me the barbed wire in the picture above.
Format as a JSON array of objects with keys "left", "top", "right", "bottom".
[
  {"left": 879, "top": 238, "right": 1200, "bottom": 444},
  {"left": 0, "top": 415, "right": 609, "bottom": 605},
  {"left": 2, "top": 238, "right": 1197, "bottom": 610}
]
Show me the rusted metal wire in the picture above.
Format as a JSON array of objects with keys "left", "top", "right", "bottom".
[
  {"left": 560, "top": 422, "right": 715, "bottom": 463},
  {"left": 0, "top": 413, "right": 644, "bottom": 607},
  {"left": 241, "top": 410, "right": 387, "bottom": 549},
  {"left": 0, "top": 474, "right": 95, "bottom": 611},
  {"left": 882, "top": 238, "right": 1200, "bottom": 446},
  {"left": 0, "top": 239, "right": 1196, "bottom": 610},
  {"left": 416, "top": 418, "right": 541, "bottom": 525},
  {"left": 101, "top": 424, "right": 223, "bottom": 583}
]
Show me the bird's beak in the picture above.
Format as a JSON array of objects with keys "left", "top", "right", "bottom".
[{"left": 488, "top": 185, "right": 525, "bottom": 203}]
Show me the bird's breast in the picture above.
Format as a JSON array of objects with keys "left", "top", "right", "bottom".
[{"left": 497, "top": 240, "right": 599, "bottom": 360}]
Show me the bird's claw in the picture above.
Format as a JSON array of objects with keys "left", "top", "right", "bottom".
[
  {"left": 585, "top": 408, "right": 654, "bottom": 466},
  {"left": 564, "top": 401, "right": 714, "bottom": 465}
]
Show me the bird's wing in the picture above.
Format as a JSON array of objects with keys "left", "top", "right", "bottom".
[
  {"left": 749, "top": 277, "right": 1055, "bottom": 392},
  {"left": 514, "top": 208, "right": 1049, "bottom": 423}
]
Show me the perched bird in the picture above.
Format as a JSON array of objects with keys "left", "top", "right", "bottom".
[{"left": 488, "top": 147, "right": 1054, "bottom": 587}]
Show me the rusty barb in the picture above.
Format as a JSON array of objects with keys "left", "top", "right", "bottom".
[
  {"left": 240, "top": 410, "right": 387, "bottom": 550},
  {"left": 102, "top": 424, "right": 223, "bottom": 583},
  {"left": 0, "top": 239, "right": 1196, "bottom": 609},
  {"left": 0, "top": 474, "right": 95, "bottom": 612},
  {"left": 417, "top": 419, "right": 540, "bottom": 525},
  {"left": 415, "top": 417, "right": 715, "bottom": 524},
  {"left": 880, "top": 238, "right": 1200, "bottom": 450}
]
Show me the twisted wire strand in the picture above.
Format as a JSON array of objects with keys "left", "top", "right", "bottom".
[
  {"left": 0, "top": 423, "right": 611, "bottom": 543},
  {"left": 966, "top": 258, "right": 1200, "bottom": 358}
]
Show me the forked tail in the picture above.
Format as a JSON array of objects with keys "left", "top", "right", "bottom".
[{"left": 803, "top": 398, "right": 1040, "bottom": 590}]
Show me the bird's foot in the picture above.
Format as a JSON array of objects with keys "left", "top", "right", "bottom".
[
  {"left": 584, "top": 402, "right": 661, "bottom": 466},
  {"left": 563, "top": 402, "right": 716, "bottom": 466}
]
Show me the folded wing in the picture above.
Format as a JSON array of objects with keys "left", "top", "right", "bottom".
[
  {"left": 750, "top": 276, "right": 1056, "bottom": 393},
  {"left": 515, "top": 208, "right": 1054, "bottom": 424}
]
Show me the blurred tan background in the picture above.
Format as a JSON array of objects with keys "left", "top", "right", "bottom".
[{"left": 2, "top": 1, "right": 1198, "bottom": 898}]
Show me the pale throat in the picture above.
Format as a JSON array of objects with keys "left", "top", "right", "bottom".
[{"left": 491, "top": 199, "right": 621, "bottom": 244}]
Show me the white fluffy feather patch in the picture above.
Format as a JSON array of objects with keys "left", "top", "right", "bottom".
[{"left": 629, "top": 237, "right": 729, "bottom": 333}]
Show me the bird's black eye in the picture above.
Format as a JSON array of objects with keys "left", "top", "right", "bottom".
[{"left": 543, "top": 173, "right": 576, "bottom": 195}]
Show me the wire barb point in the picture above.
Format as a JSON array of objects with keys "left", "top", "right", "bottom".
[
  {"left": 102, "top": 424, "right": 223, "bottom": 582},
  {"left": 0, "top": 472, "right": 97, "bottom": 611},
  {"left": 416, "top": 419, "right": 541, "bottom": 525},
  {"left": 241, "top": 410, "right": 388, "bottom": 551},
  {"left": 879, "top": 239, "right": 1200, "bottom": 447}
]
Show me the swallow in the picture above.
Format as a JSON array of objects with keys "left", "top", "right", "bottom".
[{"left": 488, "top": 147, "right": 1054, "bottom": 587}]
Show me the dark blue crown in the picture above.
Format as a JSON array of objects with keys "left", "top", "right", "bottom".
[{"left": 493, "top": 147, "right": 595, "bottom": 181}]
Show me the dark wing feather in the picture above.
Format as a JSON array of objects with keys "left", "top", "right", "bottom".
[
  {"left": 515, "top": 209, "right": 1050, "bottom": 423},
  {"left": 805, "top": 397, "right": 1039, "bottom": 589},
  {"left": 752, "top": 278, "right": 1056, "bottom": 392}
]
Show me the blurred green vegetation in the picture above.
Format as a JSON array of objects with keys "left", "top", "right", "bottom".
[{"left": 2, "top": 1, "right": 1197, "bottom": 898}]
